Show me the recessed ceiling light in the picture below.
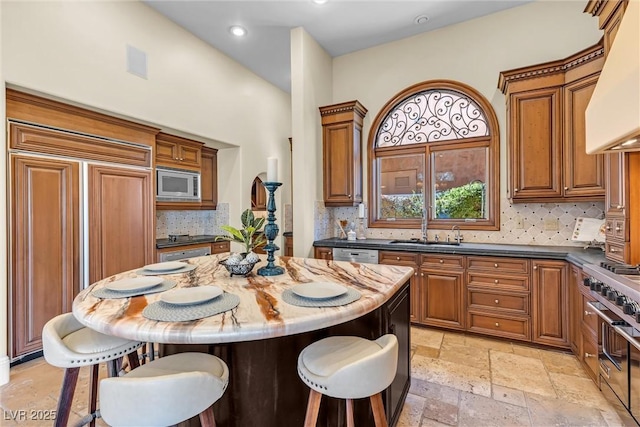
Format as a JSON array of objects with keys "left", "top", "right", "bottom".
[
  {"left": 414, "top": 15, "right": 429, "bottom": 25},
  {"left": 229, "top": 25, "right": 247, "bottom": 37},
  {"left": 311, "top": 0, "right": 328, "bottom": 4}
]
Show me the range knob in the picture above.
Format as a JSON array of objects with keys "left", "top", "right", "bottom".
[
  {"left": 636, "top": 311, "right": 640, "bottom": 324},
  {"left": 607, "top": 290, "right": 618, "bottom": 301},
  {"left": 583, "top": 277, "right": 593, "bottom": 287},
  {"left": 600, "top": 284, "right": 610, "bottom": 297},
  {"left": 591, "top": 280, "right": 602, "bottom": 292},
  {"left": 623, "top": 302, "right": 636, "bottom": 315},
  {"left": 616, "top": 294, "right": 628, "bottom": 306}
]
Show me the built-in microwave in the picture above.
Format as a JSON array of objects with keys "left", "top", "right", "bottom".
[{"left": 156, "top": 167, "right": 200, "bottom": 201}]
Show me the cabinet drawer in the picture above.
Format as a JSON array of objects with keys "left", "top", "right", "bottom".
[
  {"left": 421, "top": 254, "right": 464, "bottom": 269},
  {"left": 467, "top": 272, "right": 529, "bottom": 291},
  {"left": 604, "top": 217, "right": 628, "bottom": 241},
  {"left": 581, "top": 334, "right": 599, "bottom": 382},
  {"left": 605, "top": 240, "right": 628, "bottom": 263},
  {"left": 581, "top": 293, "right": 599, "bottom": 337},
  {"left": 379, "top": 251, "right": 419, "bottom": 265},
  {"left": 211, "top": 241, "right": 230, "bottom": 254},
  {"left": 467, "top": 289, "right": 529, "bottom": 315},
  {"left": 467, "top": 256, "right": 529, "bottom": 274},
  {"left": 467, "top": 312, "right": 530, "bottom": 341}
]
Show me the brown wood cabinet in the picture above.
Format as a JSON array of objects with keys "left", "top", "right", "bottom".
[
  {"left": 466, "top": 256, "right": 531, "bottom": 342},
  {"left": 156, "top": 241, "right": 230, "bottom": 262},
  {"left": 319, "top": 101, "right": 367, "bottom": 207},
  {"left": 314, "top": 246, "right": 333, "bottom": 261},
  {"left": 499, "top": 42, "right": 605, "bottom": 203},
  {"left": 284, "top": 234, "right": 294, "bottom": 257},
  {"left": 531, "top": 260, "right": 569, "bottom": 348},
  {"left": 420, "top": 256, "right": 465, "bottom": 330},
  {"left": 88, "top": 164, "right": 155, "bottom": 283},
  {"left": 585, "top": 0, "right": 628, "bottom": 58},
  {"left": 200, "top": 146, "right": 218, "bottom": 209},
  {"left": 568, "top": 265, "right": 582, "bottom": 355},
  {"left": 10, "top": 155, "right": 80, "bottom": 359},
  {"left": 155, "top": 132, "right": 202, "bottom": 171},
  {"left": 379, "top": 251, "right": 420, "bottom": 323}
]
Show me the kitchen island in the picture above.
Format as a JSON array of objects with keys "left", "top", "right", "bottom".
[{"left": 73, "top": 254, "right": 413, "bottom": 427}]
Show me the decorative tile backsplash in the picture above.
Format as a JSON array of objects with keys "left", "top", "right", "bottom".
[
  {"left": 156, "top": 203, "right": 229, "bottom": 237},
  {"left": 316, "top": 199, "right": 605, "bottom": 247}
]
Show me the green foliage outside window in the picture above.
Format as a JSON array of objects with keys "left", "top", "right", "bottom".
[
  {"left": 380, "top": 191, "right": 424, "bottom": 219},
  {"left": 435, "top": 182, "right": 485, "bottom": 219}
]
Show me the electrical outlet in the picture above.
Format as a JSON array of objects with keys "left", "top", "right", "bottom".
[
  {"left": 543, "top": 218, "right": 559, "bottom": 231},
  {"left": 515, "top": 215, "right": 524, "bottom": 229}
]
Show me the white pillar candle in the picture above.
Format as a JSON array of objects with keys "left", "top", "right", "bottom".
[{"left": 267, "top": 157, "right": 278, "bottom": 182}]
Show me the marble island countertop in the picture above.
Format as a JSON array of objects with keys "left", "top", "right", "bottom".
[
  {"left": 73, "top": 254, "right": 414, "bottom": 345},
  {"left": 314, "top": 238, "right": 607, "bottom": 266}
]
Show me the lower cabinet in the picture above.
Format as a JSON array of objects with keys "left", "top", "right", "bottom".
[
  {"left": 314, "top": 246, "right": 333, "bottom": 261},
  {"left": 420, "top": 255, "right": 465, "bottom": 330},
  {"left": 532, "top": 260, "right": 569, "bottom": 348},
  {"left": 379, "top": 251, "right": 420, "bottom": 323}
]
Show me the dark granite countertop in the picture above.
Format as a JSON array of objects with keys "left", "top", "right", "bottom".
[
  {"left": 313, "top": 238, "right": 607, "bottom": 267},
  {"left": 156, "top": 235, "right": 225, "bottom": 249}
]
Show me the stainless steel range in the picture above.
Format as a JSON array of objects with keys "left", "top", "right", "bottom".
[{"left": 582, "top": 262, "right": 640, "bottom": 426}]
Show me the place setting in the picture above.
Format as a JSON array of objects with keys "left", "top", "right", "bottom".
[
  {"left": 142, "top": 285, "right": 241, "bottom": 322},
  {"left": 92, "top": 276, "right": 177, "bottom": 299},
  {"left": 282, "top": 282, "right": 361, "bottom": 308},
  {"left": 135, "top": 261, "right": 198, "bottom": 276}
]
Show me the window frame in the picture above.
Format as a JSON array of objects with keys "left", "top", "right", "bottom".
[{"left": 367, "top": 79, "right": 500, "bottom": 231}]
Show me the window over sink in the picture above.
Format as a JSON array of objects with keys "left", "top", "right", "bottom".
[{"left": 368, "top": 80, "right": 499, "bottom": 230}]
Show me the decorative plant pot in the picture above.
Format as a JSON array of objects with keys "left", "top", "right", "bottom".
[{"left": 220, "top": 259, "right": 258, "bottom": 277}]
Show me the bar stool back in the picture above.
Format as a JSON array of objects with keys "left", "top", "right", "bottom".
[
  {"left": 42, "top": 313, "right": 143, "bottom": 427},
  {"left": 297, "top": 334, "right": 398, "bottom": 427},
  {"left": 99, "top": 352, "right": 229, "bottom": 427}
]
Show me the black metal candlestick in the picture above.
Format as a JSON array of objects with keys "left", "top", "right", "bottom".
[{"left": 257, "top": 182, "right": 284, "bottom": 276}]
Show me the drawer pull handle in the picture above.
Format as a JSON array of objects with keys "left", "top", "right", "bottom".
[
  {"left": 606, "top": 225, "right": 612, "bottom": 231},
  {"left": 439, "top": 259, "right": 444, "bottom": 264},
  {"left": 584, "top": 352, "right": 594, "bottom": 358},
  {"left": 617, "top": 205, "right": 624, "bottom": 209},
  {"left": 584, "top": 310, "right": 593, "bottom": 316},
  {"left": 564, "top": 186, "right": 569, "bottom": 190},
  {"left": 615, "top": 226, "right": 621, "bottom": 232},
  {"left": 494, "top": 279, "right": 499, "bottom": 284},
  {"left": 421, "top": 273, "right": 424, "bottom": 277},
  {"left": 533, "top": 265, "right": 538, "bottom": 270},
  {"left": 396, "top": 257, "right": 400, "bottom": 260},
  {"left": 514, "top": 188, "right": 519, "bottom": 192},
  {"left": 494, "top": 263, "right": 498, "bottom": 268},
  {"left": 495, "top": 322, "right": 500, "bottom": 327},
  {"left": 610, "top": 248, "right": 617, "bottom": 253},
  {"left": 414, "top": 272, "right": 418, "bottom": 276},
  {"left": 494, "top": 299, "right": 499, "bottom": 304}
]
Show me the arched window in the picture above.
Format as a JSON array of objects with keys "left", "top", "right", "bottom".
[{"left": 368, "top": 80, "right": 500, "bottom": 231}]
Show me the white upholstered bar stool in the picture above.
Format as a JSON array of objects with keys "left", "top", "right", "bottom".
[
  {"left": 297, "top": 334, "right": 398, "bottom": 427},
  {"left": 42, "top": 313, "right": 143, "bottom": 427},
  {"left": 99, "top": 352, "right": 229, "bottom": 427}
]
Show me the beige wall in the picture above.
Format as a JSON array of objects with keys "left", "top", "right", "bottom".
[
  {"left": 290, "top": 27, "right": 333, "bottom": 257},
  {"left": 0, "top": 1, "right": 9, "bottom": 385},
  {"left": 332, "top": 0, "right": 602, "bottom": 205}
]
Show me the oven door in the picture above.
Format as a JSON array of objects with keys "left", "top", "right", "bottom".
[
  {"left": 616, "top": 325, "right": 640, "bottom": 425},
  {"left": 587, "top": 302, "right": 630, "bottom": 411}
]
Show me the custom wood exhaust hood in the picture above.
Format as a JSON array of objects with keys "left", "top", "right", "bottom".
[{"left": 586, "top": 0, "right": 640, "bottom": 153}]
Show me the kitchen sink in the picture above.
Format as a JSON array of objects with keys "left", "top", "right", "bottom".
[{"left": 389, "top": 239, "right": 460, "bottom": 246}]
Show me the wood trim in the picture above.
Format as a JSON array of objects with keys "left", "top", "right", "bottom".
[
  {"left": 498, "top": 41, "right": 605, "bottom": 93},
  {"left": 9, "top": 122, "right": 152, "bottom": 167},
  {"left": 319, "top": 100, "right": 368, "bottom": 123},
  {"left": 6, "top": 89, "right": 159, "bottom": 146}
]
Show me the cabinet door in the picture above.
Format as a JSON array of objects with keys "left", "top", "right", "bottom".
[
  {"left": 200, "top": 147, "right": 218, "bottom": 209},
  {"left": 568, "top": 265, "right": 582, "bottom": 355},
  {"left": 379, "top": 251, "right": 420, "bottom": 323},
  {"left": 509, "top": 87, "right": 562, "bottom": 201},
  {"left": 323, "top": 122, "right": 357, "bottom": 206},
  {"left": 89, "top": 165, "right": 154, "bottom": 283},
  {"left": 605, "top": 152, "right": 627, "bottom": 215},
  {"left": 177, "top": 143, "right": 202, "bottom": 170},
  {"left": 314, "top": 247, "right": 333, "bottom": 260},
  {"left": 155, "top": 133, "right": 202, "bottom": 171},
  {"left": 11, "top": 155, "right": 79, "bottom": 358},
  {"left": 384, "top": 283, "right": 410, "bottom": 427},
  {"left": 563, "top": 75, "right": 605, "bottom": 198},
  {"left": 420, "top": 267, "right": 465, "bottom": 330},
  {"left": 155, "top": 137, "right": 180, "bottom": 166},
  {"left": 532, "top": 260, "right": 569, "bottom": 348}
]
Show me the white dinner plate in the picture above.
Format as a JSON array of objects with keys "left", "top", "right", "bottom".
[
  {"left": 160, "top": 286, "right": 223, "bottom": 306},
  {"left": 291, "top": 282, "right": 348, "bottom": 300},
  {"left": 105, "top": 277, "right": 164, "bottom": 292},
  {"left": 142, "top": 261, "right": 187, "bottom": 272}
]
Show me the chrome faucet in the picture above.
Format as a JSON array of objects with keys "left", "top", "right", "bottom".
[
  {"left": 421, "top": 209, "right": 428, "bottom": 242},
  {"left": 452, "top": 225, "right": 463, "bottom": 244}
]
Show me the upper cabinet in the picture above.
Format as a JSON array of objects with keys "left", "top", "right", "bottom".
[
  {"left": 200, "top": 146, "right": 218, "bottom": 210},
  {"left": 319, "top": 101, "right": 367, "bottom": 207},
  {"left": 156, "top": 132, "right": 202, "bottom": 171},
  {"left": 499, "top": 42, "right": 606, "bottom": 203},
  {"left": 585, "top": 0, "right": 628, "bottom": 58}
]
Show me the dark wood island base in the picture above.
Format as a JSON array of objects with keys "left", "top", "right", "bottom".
[{"left": 164, "top": 281, "right": 410, "bottom": 427}]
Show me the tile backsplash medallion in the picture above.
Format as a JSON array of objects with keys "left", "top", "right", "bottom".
[
  {"left": 316, "top": 199, "right": 605, "bottom": 247},
  {"left": 156, "top": 203, "right": 229, "bottom": 237}
]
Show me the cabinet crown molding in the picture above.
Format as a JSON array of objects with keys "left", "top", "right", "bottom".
[
  {"left": 498, "top": 42, "right": 604, "bottom": 93},
  {"left": 319, "top": 100, "right": 368, "bottom": 118}
]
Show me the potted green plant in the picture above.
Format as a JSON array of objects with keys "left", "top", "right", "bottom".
[{"left": 217, "top": 209, "right": 267, "bottom": 275}]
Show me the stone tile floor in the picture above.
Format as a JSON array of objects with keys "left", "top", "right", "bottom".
[
  {"left": 398, "top": 327, "right": 625, "bottom": 427},
  {"left": 0, "top": 326, "right": 627, "bottom": 426}
]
